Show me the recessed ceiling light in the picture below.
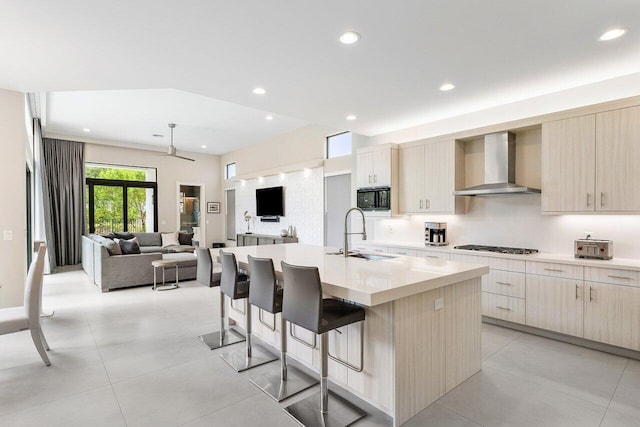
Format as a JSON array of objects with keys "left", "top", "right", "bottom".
[
  {"left": 82, "top": 128, "right": 91, "bottom": 132},
  {"left": 253, "top": 87, "right": 266, "bottom": 95},
  {"left": 346, "top": 114, "right": 357, "bottom": 121},
  {"left": 599, "top": 27, "right": 627, "bottom": 41},
  {"left": 201, "top": 145, "right": 207, "bottom": 149},
  {"left": 440, "top": 83, "right": 456, "bottom": 91},
  {"left": 340, "top": 31, "right": 360, "bottom": 44},
  {"left": 265, "top": 115, "right": 273, "bottom": 121}
]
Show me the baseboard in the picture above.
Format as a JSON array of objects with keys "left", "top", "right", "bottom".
[{"left": 483, "top": 316, "right": 640, "bottom": 361}]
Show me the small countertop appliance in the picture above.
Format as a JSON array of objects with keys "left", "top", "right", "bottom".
[
  {"left": 425, "top": 222, "right": 448, "bottom": 246},
  {"left": 575, "top": 238, "right": 613, "bottom": 260}
]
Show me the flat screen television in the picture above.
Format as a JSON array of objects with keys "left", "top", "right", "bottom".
[{"left": 256, "top": 186, "right": 284, "bottom": 217}]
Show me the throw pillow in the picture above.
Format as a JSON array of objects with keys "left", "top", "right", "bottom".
[
  {"left": 101, "top": 232, "right": 116, "bottom": 239},
  {"left": 102, "top": 239, "right": 122, "bottom": 255},
  {"left": 114, "top": 232, "right": 134, "bottom": 240},
  {"left": 116, "top": 237, "right": 141, "bottom": 254},
  {"left": 161, "top": 231, "right": 180, "bottom": 248},
  {"left": 178, "top": 232, "right": 194, "bottom": 245}
]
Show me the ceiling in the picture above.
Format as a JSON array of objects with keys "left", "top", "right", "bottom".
[{"left": 2, "top": 1, "right": 640, "bottom": 153}]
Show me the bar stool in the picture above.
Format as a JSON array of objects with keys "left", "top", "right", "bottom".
[
  {"left": 247, "top": 255, "right": 318, "bottom": 401},
  {"left": 219, "top": 252, "right": 278, "bottom": 372},
  {"left": 198, "top": 250, "right": 246, "bottom": 350},
  {"left": 281, "top": 261, "right": 367, "bottom": 427},
  {"left": 195, "top": 248, "right": 223, "bottom": 287}
]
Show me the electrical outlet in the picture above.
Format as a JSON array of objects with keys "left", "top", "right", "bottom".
[
  {"left": 434, "top": 298, "right": 444, "bottom": 311},
  {"left": 3, "top": 230, "right": 12, "bottom": 241}
]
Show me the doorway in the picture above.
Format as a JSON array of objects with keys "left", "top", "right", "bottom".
[
  {"left": 324, "top": 173, "right": 352, "bottom": 248},
  {"left": 177, "top": 183, "right": 205, "bottom": 246},
  {"left": 225, "top": 189, "right": 236, "bottom": 243}
]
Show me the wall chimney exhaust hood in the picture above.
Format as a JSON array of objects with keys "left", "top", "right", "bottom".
[{"left": 453, "top": 131, "right": 540, "bottom": 196}]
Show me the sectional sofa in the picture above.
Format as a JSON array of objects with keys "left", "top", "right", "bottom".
[{"left": 81, "top": 232, "right": 198, "bottom": 292}]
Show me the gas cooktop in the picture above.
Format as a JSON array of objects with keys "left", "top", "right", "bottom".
[{"left": 454, "top": 245, "right": 539, "bottom": 255}]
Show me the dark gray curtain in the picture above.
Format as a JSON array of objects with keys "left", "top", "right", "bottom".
[{"left": 39, "top": 137, "right": 85, "bottom": 269}]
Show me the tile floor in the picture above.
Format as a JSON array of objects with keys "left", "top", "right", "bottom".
[{"left": 1, "top": 270, "right": 639, "bottom": 427}]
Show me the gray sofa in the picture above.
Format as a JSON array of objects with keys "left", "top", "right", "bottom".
[{"left": 82, "top": 232, "right": 198, "bottom": 292}]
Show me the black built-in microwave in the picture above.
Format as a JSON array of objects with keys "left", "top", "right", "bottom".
[{"left": 357, "top": 187, "right": 391, "bottom": 211}]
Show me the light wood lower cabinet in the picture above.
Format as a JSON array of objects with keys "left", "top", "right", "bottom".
[
  {"left": 525, "top": 275, "right": 584, "bottom": 337},
  {"left": 583, "top": 281, "right": 640, "bottom": 351},
  {"left": 482, "top": 293, "right": 525, "bottom": 324}
]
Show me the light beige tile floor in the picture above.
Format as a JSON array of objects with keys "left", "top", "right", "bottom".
[{"left": 1, "top": 270, "right": 639, "bottom": 426}]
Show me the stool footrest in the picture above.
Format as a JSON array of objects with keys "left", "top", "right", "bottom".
[{"left": 284, "top": 391, "right": 366, "bottom": 427}]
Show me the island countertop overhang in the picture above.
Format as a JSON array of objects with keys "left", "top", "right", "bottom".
[{"left": 213, "top": 243, "right": 489, "bottom": 306}]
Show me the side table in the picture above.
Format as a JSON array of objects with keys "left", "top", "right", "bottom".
[{"left": 152, "top": 259, "right": 179, "bottom": 291}]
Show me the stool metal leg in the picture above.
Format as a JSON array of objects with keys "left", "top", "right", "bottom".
[
  {"left": 198, "top": 290, "right": 245, "bottom": 350},
  {"left": 250, "top": 315, "right": 318, "bottom": 401},
  {"left": 220, "top": 300, "right": 278, "bottom": 372},
  {"left": 284, "top": 331, "right": 366, "bottom": 427}
]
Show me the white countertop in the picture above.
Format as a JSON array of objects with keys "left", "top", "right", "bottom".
[
  {"left": 361, "top": 240, "right": 640, "bottom": 271},
  {"left": 214, "top": 244, "right": 488, "bottom": 307}
]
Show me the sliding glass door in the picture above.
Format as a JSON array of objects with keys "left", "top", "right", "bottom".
[{"left": 86, "top": 179, "right": 157, "bottom": 234}]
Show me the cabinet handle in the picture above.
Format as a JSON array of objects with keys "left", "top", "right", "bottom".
[
  {"left": 396, "top": 251, "right": 407, "bottom": 255},
  {"left": 496, "top": 306, "right": 511, "bottom": 311},
  {"left": 368, "top": 174, "right": 372, "bottom": 184},
  {"left": 426, "top": 199, "right": 430, "bottom": 209},
  {"left": 586, "top": 193, "right": 590, "bottom": 207},
  {"left": 608, "top": 275, "right": 632, "bottom": 280},
  {"left": 575, "top": 284, "right": 579, "bottom": 300},
  {"left": 419, "top": 200, "right": 423, "bottom": 209},
  {"left": 544, "top": 268, "right": 564, "bottom": 273},
  {"left": 425, "top": 255, "right": 438, "bottom": 259},
  {"left": 600, "top": 192, "right": 604, "bottom": 208},
  {"left": 589, "top": 286, "right": 594, "bottom": 302},
  {"left": 373, "top": 174, "right": 377, "bottom": 183},
  {"left": 495, "top": 281, "right": 513, "bottom": 286}
]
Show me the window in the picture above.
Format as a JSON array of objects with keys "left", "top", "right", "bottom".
[
  {"left": 85, "top": 163, "right": 158, "bottom": 234},
  {"left": 326, "top": 132, "right": 352, "bottom": 159},
  {"left": 225, "top": 162, "right": 236, "bottom": 180}
]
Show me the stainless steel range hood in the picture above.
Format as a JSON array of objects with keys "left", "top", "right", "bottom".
[{"left": 453, "top": 131, "right": 540, "bottom": 196}]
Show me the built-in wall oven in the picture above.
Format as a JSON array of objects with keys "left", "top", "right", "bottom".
[{"left": 357, "top": 187, "right": 391, "bottom": 211}]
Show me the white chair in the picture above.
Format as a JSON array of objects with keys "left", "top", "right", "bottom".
[{"left": 0, "top": 245, "right": 51, "bottom": 366}]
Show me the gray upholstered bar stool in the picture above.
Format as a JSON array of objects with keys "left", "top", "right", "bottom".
[
  {"left": 219, "top": 252, "right": 278, "bottom": 372},
  {"left": 198, "top": 250, "right": 246, "bottom": 350},
  {"left": 281, "top": 261, "right": 367, "bottom": 427},
  {"left": 195, "top": 248, "right": 222, "bottom": 287},
  {"left": 247, "top": 255, "right": 318, "bottom": 401}
]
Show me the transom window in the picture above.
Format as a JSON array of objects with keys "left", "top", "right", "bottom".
[
  {"left": 326, "top": 131, "right": 352, "bottom": 159},
  {"left": 225, "top": 162, "right": 236, "bottom": 180}
]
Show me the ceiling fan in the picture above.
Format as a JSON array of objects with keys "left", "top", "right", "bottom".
[{"left": 164, "top": 123, "right": 194, "bottom": 162}]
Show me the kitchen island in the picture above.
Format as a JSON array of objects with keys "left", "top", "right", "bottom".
[{"left": 215, "top": 244, "right": 489, "bottom": 426}]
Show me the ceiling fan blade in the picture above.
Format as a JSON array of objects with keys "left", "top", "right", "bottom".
[{"left": 174, "top": 154, "right": 195, "bottom": 162}]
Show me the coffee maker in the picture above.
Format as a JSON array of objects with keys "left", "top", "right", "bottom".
[{"left": 425, "top": 222, "right": 448, "bottom": 246}]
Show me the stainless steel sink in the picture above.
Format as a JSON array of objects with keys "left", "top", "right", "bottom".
[{"left": 348, "top": 253, "right": 396, "bottom": 261}]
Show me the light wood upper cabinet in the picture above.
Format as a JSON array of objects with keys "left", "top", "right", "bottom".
[
  {"left": 596, "top": 106, "right": 640, "bottom": 211},
  {"left": 583, "top": 281, "right": 640, "bottom": 351},
  {"left": 525, "top": 275, "right": 584, "bottom": 337},
  {"left": 399, "top": 145, "right": 425, "bottom": 213},
  {"left": 542, "top": 105, "right": 640, "bottom": 213},
  {"left": 356, "top": 145, "right": 395, "bottom": 188},
  {"left": 541, "top": 115, "right": 596, "bottom": 212},
  {"left": 399, "top": 140, "right": 460, "bottom": 214}
]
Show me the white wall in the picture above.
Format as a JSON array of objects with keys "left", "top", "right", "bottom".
[
  {"left": 80, "top": 142, "right": 224, "bottom": 245},
  {"left": 235, "top": 168, "right": 324, "bottom": 244},
  {"left": 371, "top": 196, "right": 640, "bottom": 259},
  {"left": 0, "top": 89, "right": 27, "bottom": 308}
]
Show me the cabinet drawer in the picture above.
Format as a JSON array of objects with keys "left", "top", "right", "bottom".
[
  {"left": 417, "top": 249, "right": 450, "bottom": 260},
  {"left": 482, "top": 293, "right": 525, "bottom": 324},
  {"left": 451, "top": 253, "right": 525, "bottom": 272},
  {"left": 526, "top": 261, "right": 583, "bottom": 280},
  {"left": 584, "top": 267, "right": 639, "bottom": 287},
  {"left": 258, "top": 237, "right": 275, "bottom": 245},
  {"left": 387, "top": 247, "right": 417, "bottom": 256},
  {"left": 482, "top": 270, "right": 526, "bottom": 298}
]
